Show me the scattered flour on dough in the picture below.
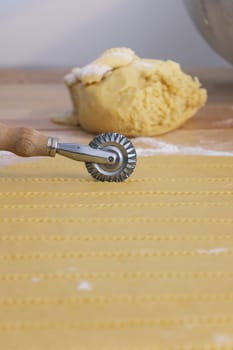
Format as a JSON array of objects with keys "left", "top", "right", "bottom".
[
  {"left": 31, "top": 276, "right": 41, "bottom": 283},
  {"left": 133, "top": 60, "right": 154, "bottom": 69},
  {"left": 197, "top": 247, "right": 227, "bottom": 255},
  {"left": 103, "top": 50, "right": 134, "bottom": 63},
  {"left": 214, "top": 334, "right": 233, "bottom": 345},
  {"left": 79, "top": 63, "right": 112, "bottom": 84},
  {"left": 67, "top": 266, "right": 77, "bottom": 272},
  {"left": 134, "top": 138, "right": 233, "bottom": 156},
  {"left": 77, "top": 281, "right": 93, "bottom": 291}
]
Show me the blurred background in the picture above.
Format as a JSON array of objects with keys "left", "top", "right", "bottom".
[{"left": 0, "top": 0, "right": 231, "bottom": 68}]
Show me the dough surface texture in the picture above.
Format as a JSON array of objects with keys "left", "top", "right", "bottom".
[
  {"left": 59, "top": 48, "right": 207, "bottom": 136},
  {"left": 1, "top": 155, "right": 233, "bottom": 348}
]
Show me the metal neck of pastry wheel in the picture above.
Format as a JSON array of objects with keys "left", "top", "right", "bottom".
[
  {"left": 47, "top": 137, "right": 58, "bottom": 157},
  {"left": 47, "top": 138, "right": 118, "bottom": 165}
]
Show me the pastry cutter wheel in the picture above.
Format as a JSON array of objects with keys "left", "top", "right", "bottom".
[{"left": 0, "top": 123, "right": 137, "bottom": 182}]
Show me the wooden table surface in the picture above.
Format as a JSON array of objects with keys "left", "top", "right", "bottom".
[{"left": 0, "top": 68, "right": 233, "bottom": 165}]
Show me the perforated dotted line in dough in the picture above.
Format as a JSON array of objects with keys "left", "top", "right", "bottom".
[
  {"left": 0, "top": 217, "right": 232, "bottom": 224},
  {"left": 133, "top": 177, "right": 233, "bottom": 184},
  {"left": 11, "top": 161, "right": 233, "bottom": 169},
  {"left": 0, "top": 271, "right": 231, "bottom": 281},
  {"left": 0, "top": 177, "right": 232, "bottom": 183},
  {"left": 0, "top": 249, "right": 232, "bottom": 261},
  {"left": 144, "top": 163, "right": 233, "bottom": 169},
  {"left": 0, "top": 190, "right": 232, "bottom": 197},
  {"left": 1, "top": 201, "right": 231, "bottom": 210},
  {"left": 0, "top": 177, "right": 91, "bottom": 183},
  {"left": 5, "top": 346, "right": 233, "bottom": 350},
  {"left": 1, "top": 293, "right": 233, "bottom": 306},
  {"left": 0, "top": 233, "right": 232, "bottom": 242},
  {"left": 12, "top": 347, "right": 233, "bottom": 350},
  {"left": 0, "top": 316, "right": 232, "bottom": 330},
  {"left": 7, "top": 346, "right": 233, "bottom": 350}
]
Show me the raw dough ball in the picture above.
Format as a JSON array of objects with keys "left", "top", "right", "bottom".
[{"left": 57, "top": 48, "right": 207, "bottom": 137}]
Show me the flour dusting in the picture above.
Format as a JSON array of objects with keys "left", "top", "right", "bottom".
[
  {"left": 134, "top": 138, "right": 233, "bottom": 156},
  {"left": 197, "top": 247, "right": 227, "bottom": 255},
  {"left": 31, "top": 276, "right": 41, "bottom": 283},
  {"left": 0, "top": 151, "right": 45, "bottom": 167},
  {"left": 214, "top": 118, "right": 233, "bottom": 127},
  {"left": 133, "top": 61, "right": 154, "bottom": 69},
  {"left": 105, "top": 50, "right": 134, "bottom": 63},
  {"left": 80, "top": 63, "right": 111, "bottom": 80},
  {"left": 77, "top": 281, "right": 93, "bottom": 291},
  {"left": 64, "top": 73, "right": 76, "bottom": 86},
  {"left": 67, "top": 266, "right": 77, "bottom": 272},
  {"left": 214, "top": 333, "right": 233, "bottom": 345}
]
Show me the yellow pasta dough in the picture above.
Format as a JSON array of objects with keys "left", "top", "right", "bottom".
[
  {"left": 55, "top": 48, "right": 207, "bottom": 136},
  {"left": 0, "top": 155, "right": 233, "bottom": 348}
]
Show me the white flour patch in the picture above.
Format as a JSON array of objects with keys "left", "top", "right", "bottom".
[
  {"left": 197, "top": 247, "right": 227, "bottom": 255},
  {"left": 0, "top": 151, "right": 45, "bottom": 166},
  {"left": 184, "top": 323, "right": 193, "bottom": 330},
  {"left": 105, "top": 50, "right": 134, "bottom": 63},
  {"left": 67, "top": 266, "right": 77, "bottom": 272},
  {"left": 134, "top": 138, "right": 233, "bottom": 157},
  {"left": 64, "top": 73, "right": 77, "bottom": 86},
  {"left": 133, "top": 61, "right": 154, "bottom": 69},
  {"left": 214, "top": 333, "right": 233, "bottom": 345},
  {"left": 80, "top": 63, "right": 111, "bottom": 80},
  {"left": 72, "top": 67, "right": 81, "bottom": 76},
  {"left": 31, "top": 276, "right": 41, "bottom": 283},
  {"left": 0, "top": 151, "right": 22, "bottom": 166},
  {"left": 77, "top": 281, "right": 93, "bottom": 291},
  {"left": 219, "top": 183, "right": 233, "bottom": 189},
  {"left": 214, "top": 118, "right": 233, "bottom": 127}
]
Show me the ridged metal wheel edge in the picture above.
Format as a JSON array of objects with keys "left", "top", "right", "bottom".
[{"left": 85, "top": 132, "right": 137, "bottom": 182}]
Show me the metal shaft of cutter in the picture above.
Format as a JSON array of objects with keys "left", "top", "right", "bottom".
[{"left": 47, "top": 137, "right": 117, "bottom": 165}]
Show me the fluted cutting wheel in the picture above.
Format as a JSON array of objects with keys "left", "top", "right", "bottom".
[{"left": 85, "top": 132, "right": 137, "bottom": 182}]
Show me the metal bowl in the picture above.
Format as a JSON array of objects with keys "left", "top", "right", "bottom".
[{"left": 183, "top": 0, "right": 233, "bottom": 65}]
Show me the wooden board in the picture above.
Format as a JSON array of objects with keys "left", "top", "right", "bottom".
[{"left": 0, "top": 68, "right": 232, "bottom": 164}]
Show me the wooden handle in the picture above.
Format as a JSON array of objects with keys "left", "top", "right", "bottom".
[{"left": 0, "top": 123, "right": 50, "bottom": 157}]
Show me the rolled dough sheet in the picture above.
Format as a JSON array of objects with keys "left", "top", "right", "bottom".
[{"left": 0, "top": 155, "right": 233, "bottom": 348}]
